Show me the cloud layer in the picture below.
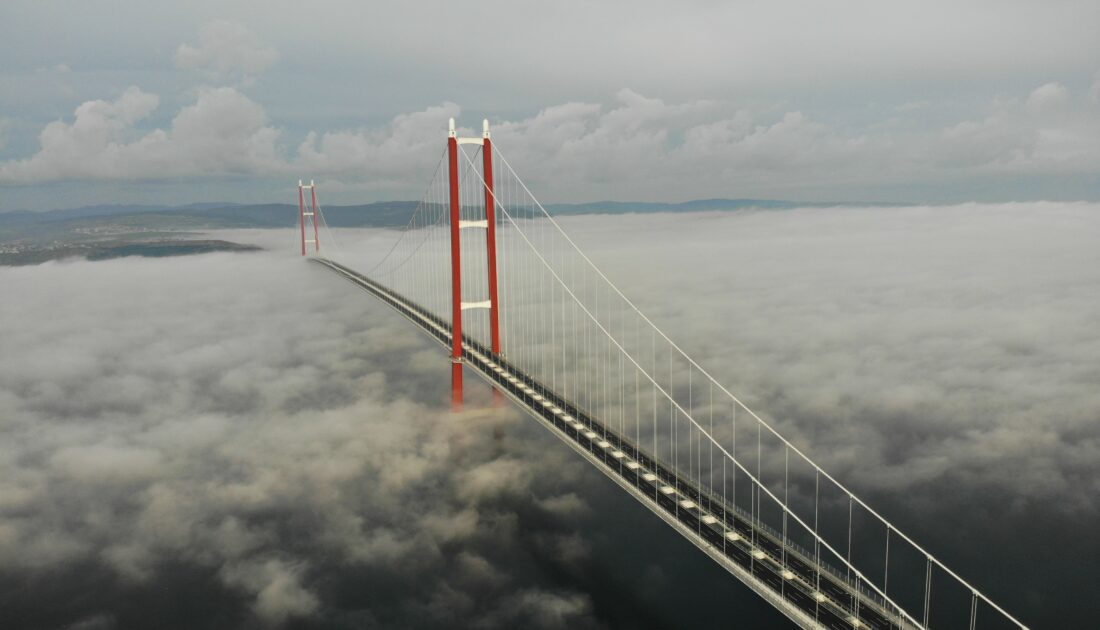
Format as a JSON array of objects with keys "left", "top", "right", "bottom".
[
  {"left": 2, "top": 19, "right": 1098, "bottom": 206},
  {"left": 552, "top": 204, "right": 1100, "bottom": 506},
  {"left": 0, "top": 233, "right": 793, "bottom": 629},
  {"left": 275, "top": 201, "right": 1100, "bottom": 626},
  {"left": 2, "top": 204, "right": 1098, "bottom": 628},
  {"left": 0, "top": 244, "right": 607, "bottom": 628},
  {"left": 0, "top": 86, "right": 282, "bottom": 182},
  {"left": 2, "top": 6, "right": 1099, "bottom": 208},
  {"left": 555, "top": 204, "right": 1100, "bottom": 626}
]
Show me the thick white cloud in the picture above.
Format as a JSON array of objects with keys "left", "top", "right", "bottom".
[
  {"left": 295, "top": 102, "right": 461, "bottom": 193},
  {"left": 220, "top": 559, "right": 319, "bottom": 624},
  {"left": 11, "top": 86, "right": 161, "bottom": 179},
  {"left": 0, "top": 242, "right": 621, "bottom": 628},
  {"left": 2, "top": 1, "right": 1098, "bottom": 207},
  {"left": 0, "top": 87, "right": 284, "bottom": 183},
  {"left": 483, "top": 87, "right": 1100, "bottom": 200},
  {"left": 289, "top": 83, "right": 1100, "bottom": 201},
  {"left": 1, "top": 81, "right": 1097, "bottom": 200},
  {"left": 1027, "top": 82, "right": 1070, "bottom": 113},
  {"left": 175, "top": 20, "right": 278, "bottom": 84}
]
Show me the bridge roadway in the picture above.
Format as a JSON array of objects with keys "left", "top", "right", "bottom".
[{"left": 315, "top": 257, "right": 917, "bottom": 630}]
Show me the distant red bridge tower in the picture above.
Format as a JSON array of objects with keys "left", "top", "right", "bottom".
[{"left": 298, "top": 180, "right": 320, "bottom": 256}]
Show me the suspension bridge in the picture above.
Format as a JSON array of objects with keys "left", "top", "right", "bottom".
[{"left": 295, "top": 119, "right": 1028, "bottom": 630}]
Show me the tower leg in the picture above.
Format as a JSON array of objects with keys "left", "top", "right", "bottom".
[
  {"left": 451, "top": 361, "right": 464, "bottom": 409},
  {"left": 310, "top": 183, "right": 320, "bottom": 253},
  {"left": 298, "top": 183, "right": 306, "bottom": 256},
  {"left": 484, "top": 120, "right": 503, "bottom": 408},
  {"left": 483, "top": 122, "right": 501, "bottom": 355},
  {"left": 447, "top": 118, "right": 464, "bottom": 410}
]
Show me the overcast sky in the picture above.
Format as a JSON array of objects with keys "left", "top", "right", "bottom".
[{"left": 1, "top": 0, "right": 1099, "bottom": 210}]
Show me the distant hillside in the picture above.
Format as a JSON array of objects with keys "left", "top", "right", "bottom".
[
  {"left": 0, "top": 201, "right": 419, "bottom": 230},
  {"left": 188, "top": 202, "right": 420, "bottom": 228},
  {"left": 0, "top": 204, "right": 173, "bottom": 226},
  {"left": 2, "top": 197, "right": 910, "bottom": 232},
  {"left": 544, "top": 198, "right": 913, "bottom": 215},
  {"left": 547, "top": 198, "right": 806, "bottom": 215},
  {"left": 0, "top": 239, "right": 261, "bottom": 267}
]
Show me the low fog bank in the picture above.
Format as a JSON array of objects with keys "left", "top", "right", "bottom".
[
  {"left": 556, "top": 202, "right": 1100, "bottom": 624},
  {"left": 3, "top": 201, "right": 1097, "bottom": 627},
  {"left": 260, "top": 200, "right": 1100, "bottom": 625},
  {"left": 2, "top": 248, "right": 793, "bottom": 629},
  {"left": 554, "top": 203, "right": 1100, "bottom": 506},
  {"left": 226, "top": 202, "right": 1100, "bottom": 624}
]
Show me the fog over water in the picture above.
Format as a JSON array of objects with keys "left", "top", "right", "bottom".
[{"left": 2, "top": 202, "right": 1098, "bottom": 628}]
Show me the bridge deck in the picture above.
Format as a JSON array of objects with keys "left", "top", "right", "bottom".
[{"left": 315, "top": 257, "right": 916, "bottom": 630}]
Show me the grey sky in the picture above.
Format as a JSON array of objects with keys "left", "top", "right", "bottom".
[{"left": 1, "top": 0, "right": 1099, "bottom": 210}]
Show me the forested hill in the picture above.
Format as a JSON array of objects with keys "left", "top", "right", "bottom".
[{"left": 1, "top": 198, "right": 906, "bottom": 232}]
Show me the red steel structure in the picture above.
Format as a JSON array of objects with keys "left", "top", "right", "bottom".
[
  {"left": 298, "top": 180, "right": 320, "bottom": 256},
  {"left": 447, "top": 118, "right": 502, "bottom": 408},
  {"left": 447, "top": 123, "right": 464, "bottom": 407},
  {"left": 483, "top": 123, "right": 501, "bottom": 355},
  {"left": 306, "top": 117, "right": 1032, "bottom": 630}
]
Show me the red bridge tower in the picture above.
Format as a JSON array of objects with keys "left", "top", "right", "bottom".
[
  {"left": 447, "top": 118, "right": 501, "bottom": 408},
  {"left": 298, "top": 180, "right": 320, "bottom": 256}
]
